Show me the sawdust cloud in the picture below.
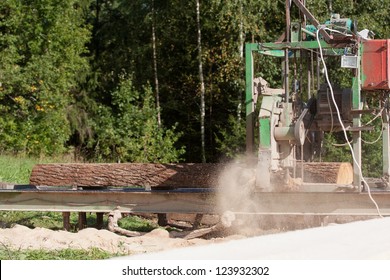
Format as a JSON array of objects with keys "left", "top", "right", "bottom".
[
  {"left": 216, "top": 159, "right": 269, "bottom": 236},
  {"left": 215, "top": 157, "right": 326, "bottom": 235}
]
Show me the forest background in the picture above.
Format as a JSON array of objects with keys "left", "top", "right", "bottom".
[{"left": 0, "top": 0, "right": 389, "bottom": 176}]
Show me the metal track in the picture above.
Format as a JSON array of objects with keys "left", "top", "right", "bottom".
[
  {"left": 0, "top": 186, "right": 214, "bottom": 213},
  {"left": 1, "top": 185, "right": 390, "bottom": 216}
]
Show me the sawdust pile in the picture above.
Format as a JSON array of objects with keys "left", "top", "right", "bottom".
[{"left": 0, "top": 224, "right": 247, "bottom": 255}]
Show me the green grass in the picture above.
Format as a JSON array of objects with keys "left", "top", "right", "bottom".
[
  {"left": 118, "top": 215, "right": 157, "bottom": 232},
  {"left": 1, "top": 211, "right": 157, "bottom": 232},
  {"left": 0, "top": 154, "right": 75, "bottom": 184},
  {"left": 0, "top": 246, "right": 115, "bottom": 260},
  {"left": 1, "top": 211, "right": 74, "bottom": 230},
  {"left": 0, "top": 155, "right": 38, "bottom": 184}
]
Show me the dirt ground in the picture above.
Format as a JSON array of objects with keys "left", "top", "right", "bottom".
[
  {"left": 0, "top": 224, "right": 248, "bottom": 255},
  {"left": 0, "top": 213, "right": 371, "bottom": 256}
]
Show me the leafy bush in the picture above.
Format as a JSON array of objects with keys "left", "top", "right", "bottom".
[{"left": 90, "top": 77, "right": 185, "bottom": 163}]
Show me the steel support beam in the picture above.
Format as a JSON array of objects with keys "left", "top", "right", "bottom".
[
  {"left": 245, "top": 43, "right": 256, "bottom": 156},
  {"left": 383, "top": 100, "right": 390, "bottom": 183},
  {"left": 352, "top": 45, "right": 363, "bottom": 189},
  {"left": 0, "top": 188, "right": 215, "bottom": 214},
  {"left": 1, "top": 187, "right": 390, "bottom": 216}
]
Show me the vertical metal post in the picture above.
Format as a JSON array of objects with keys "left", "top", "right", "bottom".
[
  {"left": 316, "top": 54, "right": 320, "bottom": 90},
  {"left": 307, "top": 51, "right": 311, "bottom": 99},
  {"left": 245, "top": 44, "right": 255, "bottom": 156},
  {"left": 285, "top": 0, "right": 290, "bottom": 106},
  {"left": 352, "top": 44, "right": 362, "bottom": 189},
  {"left": 286, "top": 0, "right": 290, "bottom": 43},
  {"left": 383, "top": 122, "right": 390, "bottom": 179},
  {"left": 383, "top": 100, "right": 390, "bottom": 183}
]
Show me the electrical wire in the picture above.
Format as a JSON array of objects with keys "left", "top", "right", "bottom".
[
  {"left": 361, "top": 123, "right": 384, "bottom": 145},
  {"left": 332, "top": 140, "right": 352, "bottom": 147},
  {"left": 316, "top": 26, "right": 383, "bottom": 217},
  {"left": 365, "top": 107, "right": 385, "bottom": 126},
  {"left": 361, "top": 106, "right": 386, "bottom": 144},
  {"left": 332, "top": 105, "right": 385, "bottom": 146}
]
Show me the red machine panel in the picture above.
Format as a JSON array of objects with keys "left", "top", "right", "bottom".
[{"left": 362, "top": 39, "right": 390, "bottom": 90}]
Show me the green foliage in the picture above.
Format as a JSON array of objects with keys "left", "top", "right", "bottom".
[
  {"left": 321, "top": 132, "right": 352, "bottom": 163},
  {"left": 0, "top": 0, "right": 91, "bottom": 156},
  {"left": 215, "top": 114, "right": 245, "bottom": 160},
  {"left": 90, "top": 76, "right": 185, "bottom": 163},
  {"left": 361, "top": 112, "right": 384, "bottom": 178},
  {"left": 321, "top": 116, "right": 384, "bottom": 177}
]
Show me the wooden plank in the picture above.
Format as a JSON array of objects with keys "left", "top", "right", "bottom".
[
  {"left": 96, "top": 213, "right": 104, "bottom": 229},
  {"left": 29, "top": 163, "right": 222, "bottom": 188},
  {"left": 78, "top": 212, "right": 87, "bottom": 229}
]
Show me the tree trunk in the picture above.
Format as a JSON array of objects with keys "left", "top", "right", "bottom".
[
  {"left": 152, "top": 0, "right": 161, "bottom": 127},
  {"left": 196, "top": 0, "right": 206, "bottom": 163},
  {"left": 30, "top": 163, "right": 222, "bottom": 188}
]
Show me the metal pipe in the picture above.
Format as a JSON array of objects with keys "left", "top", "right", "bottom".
[
  {"left": 285, "top": 0, "right": 290, "bottom": 43},
  {"left": 316, "top": 53, "right": 320, "bottom": 90},
  {"left": 284, "top": 0, "right": 290, "bottom": 107},
  {"left": 307, "top": 51, "right": 311, "bottom": 98}
]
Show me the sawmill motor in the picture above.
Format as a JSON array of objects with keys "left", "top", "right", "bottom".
[
  {"left": 315, "top": 84, "right": 352, "bottom": 132},
  {"left": 246, "top": 1, "right": 390, "bottom": 191}
]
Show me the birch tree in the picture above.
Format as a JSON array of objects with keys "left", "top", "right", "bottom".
[
  {"left": 196, "top": 0, "right": 206, "bottom": 163},
  {"left": 151, "top": 0, "right": 161, "bottom": 127}
]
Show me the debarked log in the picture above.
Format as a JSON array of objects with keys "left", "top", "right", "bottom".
[
  {"left": 30, "top": 163, "right": 223, "bottom": 188},
  {"left": 300, "top": 162, "right": 353, "bottom": 184}
]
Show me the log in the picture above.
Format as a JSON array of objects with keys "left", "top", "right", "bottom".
[
  {"left": 300, "top": 162, "right": 353, "bottom": 184},
  {"left": 108, "top": 209, "right": 142, "bottom": 237},
  {"left": 63, "top": 212, "right": 70, "bottom": 231},
  {"left": 30, "top": 163, "right": 222, "bottom": 188},
  {"left": 29, "top": 162, "right": 353, "bottom": 188}
]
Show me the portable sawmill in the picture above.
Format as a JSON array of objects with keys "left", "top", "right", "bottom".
[
  {"left": 1, "top": 1, "right": 390, "bottom": 230},
  {"left": 245, "top": 1, "right": 390, "bottom": 192}
]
